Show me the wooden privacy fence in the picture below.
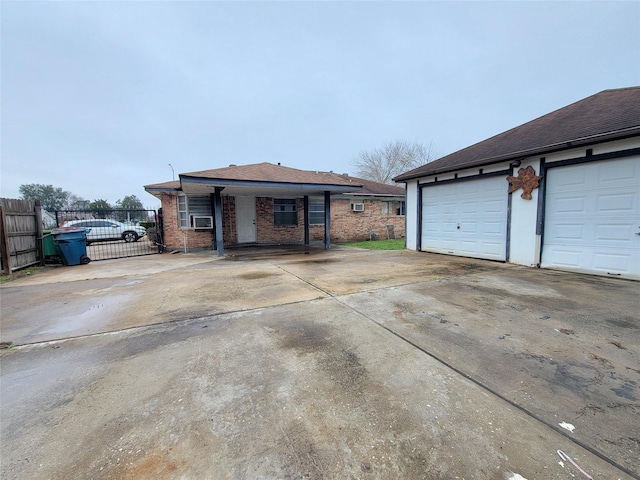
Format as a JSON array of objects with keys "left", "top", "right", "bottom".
[{"left": 0, "top": 198, "right": 43, "bottom": 274}]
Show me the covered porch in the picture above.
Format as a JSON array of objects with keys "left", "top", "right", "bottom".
[{"left": 147, "top": 163, "right": 362, "bottom": 256}]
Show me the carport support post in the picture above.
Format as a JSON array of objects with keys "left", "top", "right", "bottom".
[
  {"left": 323, "top": 191, "right": 331, "bottom": 250},
  {"left": 213, "top": 187, "right": 224, "bottom": 257},
  {"left": 303, "top": 196, "right": 310, "bottom": 246}
]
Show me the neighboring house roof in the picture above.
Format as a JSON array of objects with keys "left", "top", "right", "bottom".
[
  {"left": 329, "top": 174, "right": 405, "bottom": 196},
  {"left": 144, "top": 180, "right": 181, "bottom": 194},
  {"left": 394, "top": 87, "right": 640, "bottom": 181},
  {"left": 182, "top": 162, "right": 356, "bottom": 186},
  {"left": 145, "top": 163, "right": 406, "bottom": 199},
  {"left": 178, "top": 162, "right": 362, "bottom": 197}
]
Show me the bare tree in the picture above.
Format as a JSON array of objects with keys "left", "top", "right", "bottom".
[{"left": 352, "top": 140, "right": 435, "bottom": 184}]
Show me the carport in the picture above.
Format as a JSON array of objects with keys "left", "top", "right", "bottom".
[{"left": 146, "top": 163, "right": 363, "bottom": 256}]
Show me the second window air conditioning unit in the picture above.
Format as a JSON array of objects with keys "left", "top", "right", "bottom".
[
  {"left": 351, "top": 203, "right": 365, "bottom": 212},
  {"left": 191, "top": 215, "right": 213, "bottom": 229}
]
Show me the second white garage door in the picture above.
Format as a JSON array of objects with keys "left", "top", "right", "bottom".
[
  {"left": 421, "top": 176, "right": 508, "bottom": 261},
  {"left": 542, "top": 157, "right": 640, "bottom": 280}
]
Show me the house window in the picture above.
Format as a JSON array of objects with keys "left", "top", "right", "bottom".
[
  {"left": 309, "top": 202, "right": 325, "bottom": 225},
  {"left": 178, "top": 195, "right": 188, "bottom": 227},
  {"left": 382, "top": 200, "right": 406, "bottom": 216},
  {"left": 274, "top": 199, "right": 297, "bottom": 226},
  {"left": 177, "top": 194, "right": 212, "bottom": 228}
]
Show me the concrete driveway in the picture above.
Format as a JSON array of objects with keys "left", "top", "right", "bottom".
[{"left": 1, "top": 246, "right": 638, "bottom": 479}]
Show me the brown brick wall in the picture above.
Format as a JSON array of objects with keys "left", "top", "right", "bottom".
[
  {"left": 160, "top": 194, "right": 214, "bottom": 250},
  {"left": 329, "top": 198, "right": 405, "bottom": 242},
  {"left": 256, "top": 197, "right": 308, "bottom": 244},
  {"left": 160, "top": 194, "right": 405, "bottom": 249}
]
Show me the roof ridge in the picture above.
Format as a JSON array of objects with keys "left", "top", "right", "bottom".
[{"left": 395, "top": 87, "right": 640, "bottom": 181}]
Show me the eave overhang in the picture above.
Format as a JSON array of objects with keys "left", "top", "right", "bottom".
[
  {"left": 179, "top": 175, "right": 363, "bottom": 197},
  {"left": 394, "top": 127, "right": 640, "bottom": 182}
]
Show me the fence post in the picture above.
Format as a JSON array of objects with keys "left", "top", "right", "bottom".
[{"left": 0, "top": 206, "right": 10, "bottom": 273}]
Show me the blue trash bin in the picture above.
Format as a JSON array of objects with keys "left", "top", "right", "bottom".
[{"left": 52, "top": 227, "right": 91, "bottom": 266}]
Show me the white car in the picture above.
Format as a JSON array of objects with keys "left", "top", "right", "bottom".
[{"left": 61, "top": 219, "right": 147, "bottom": 244}]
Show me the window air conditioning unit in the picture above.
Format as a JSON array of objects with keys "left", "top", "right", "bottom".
[
  {"left": 191, "top": 215, "right": 213, "bottom": 229},
  {"left": 351, "top": 203, "right": 365, "bottom": 212}
]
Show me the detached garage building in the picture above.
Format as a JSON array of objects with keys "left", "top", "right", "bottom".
[{"left": 394, "top": 87, "right": 640, "bottom": 281}]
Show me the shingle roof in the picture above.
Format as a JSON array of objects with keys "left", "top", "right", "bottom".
[
  {"left": 330, "top": 174, "right": 405, "bottom": 195},
  {"left": 145, "top": 165, "right": 405, "bottom": 198},
  {"left": 144, "top": 180, "right": 181, "bottom": 190},
  {"left": 394, "top": 87, "right": 640, "bottom": 181},
  {"left": 181, "top": 162, "right": 358, "bottom": 187}
]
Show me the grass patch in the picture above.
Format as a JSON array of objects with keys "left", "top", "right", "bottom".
[{"left": 341, "top": 239, "right": 405, "bottom": 250}]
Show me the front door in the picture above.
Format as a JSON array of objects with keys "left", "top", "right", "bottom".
[{"left": 236, "top": 196, "right": 257, "bottom": 243}]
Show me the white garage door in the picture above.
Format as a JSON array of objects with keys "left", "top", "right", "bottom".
[
  {"left": 542, "top": 157, "right": 640, "bottom": 280},
  {"left": 421, "top": 176, "right": 508, "bottom": 261}
]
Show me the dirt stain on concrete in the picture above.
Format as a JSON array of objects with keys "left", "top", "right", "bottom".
[
  {"left": 238, "top": 272, "right": 277, "bottom": 280},
  {"left": 276, "top": 322, "right": 331, "bottom": 354},
  {"left": 290, "top": 258, "right": 341, "bottom": 265},
  {"left": 121, "top": 453, "right": 181, "bottom": 478}
]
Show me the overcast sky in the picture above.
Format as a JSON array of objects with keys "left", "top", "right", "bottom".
[{"left": 2, "top": 1, "right": 638, "bottom": 208}]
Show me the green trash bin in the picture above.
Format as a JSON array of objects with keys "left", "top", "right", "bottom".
[
  {"left": 52, "top": 227, "right": 91, "bottom": 266},
  {"left": 42, "top": 229, "right": 58, "bottom": 260}
]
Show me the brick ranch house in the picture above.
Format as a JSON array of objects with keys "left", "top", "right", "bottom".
[{"left": 144, "top": 162, "right": 405, "bottom": 256}]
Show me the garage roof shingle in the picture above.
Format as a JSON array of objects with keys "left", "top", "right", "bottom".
[{"left": 394, "top": 87, "right": 640, "bottom": 181}]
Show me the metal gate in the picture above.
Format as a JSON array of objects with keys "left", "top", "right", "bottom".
[{"left": 55, "top": 209, "right": 163, "bottom": 262}]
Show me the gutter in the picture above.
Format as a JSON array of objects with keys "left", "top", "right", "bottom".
[{"left": 394, "top": 127, "right": 640, "bottom": 182}]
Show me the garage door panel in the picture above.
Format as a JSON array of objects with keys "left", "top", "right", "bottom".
[
  {"left": 593, "top": 252, "right": 631, "bottom": 272},
  {"left": 442, "top": 222, "right": 457, "bottom": 233},
  {"left": 483, "top": 242, "right": 506, "bottom": 256},
  {"left": 543, "top": 248, "right": 582, "bottom": 267},
  {"left": 551, "top": 168, "right": 587, "bottom": 187},
  {"left": 543, "top": 157, "right": 640, "bottom": 280},
  {"left": 483, "top": 221, "right": 504, "bottom": 235},
  {"left": 549, "top": 224, "right": 584, "bottom": 240},
  {"left": 460, "top": 202, "right": 478, "bottom": 214},
  {"left": 483, "top": 200, "right": 505, "bottom": 214},
  {"left": 598, "top": 161, "right": 637, "bottom": 184},
  {"left": 460, "top": 221, "right": 478, "bottom": 233},
  {"left": 552, "top": 195, "right": 586, "bottom": 213},
  {"left": 421, "top": 176, "right": 508, "bottom": 261},
  {"left": 595, "top": 224, "right": 633, "bottom": 242},
  {"left": 598, "top": 193, "right": 634, "bottom": 212},
  {"left": 459, "top": 240, "right": 480, "bottom": 252}
]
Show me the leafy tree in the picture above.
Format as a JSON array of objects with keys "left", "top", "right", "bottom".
[
  {"left": 89, "top": 199, "right": 112, "bottom": 218},
  {"left": 19, "top": 184, "right": 69, "bottom": 211},
  {"left": 89, "top": 199, "right": 112, "bottom": 210},
  {"left": 352, "top": 140, "right": 435, "bottom": 184},
  {"left": 115, "top": 195, "right": 144, "bottom": 210},
  {"left": 66, "top": 194, "right": 90, "bottom": 210},
  {"left": 114, "top": 195, "right": 145, "bottom": 222}
]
